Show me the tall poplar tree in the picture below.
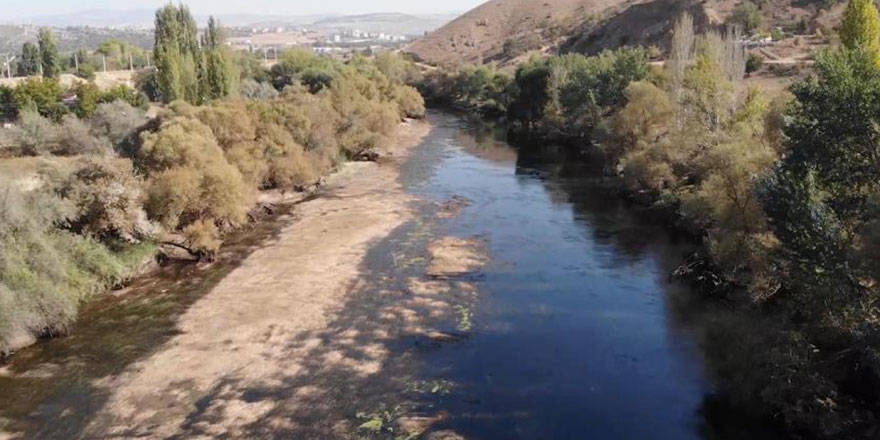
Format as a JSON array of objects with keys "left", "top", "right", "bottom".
[
  {"left": 154, "top": 3, "right": 202, "bottom": 103},
  {"left": 202, "top": 17, "right": 234, "bottom": 100},
  {"left": 18, "top": 42, "right": 41, "bottom": 76},
  {"left": 840, "top": 0, "right": 880, "bottom": 66},
  {"left": 37, "top": 29, "right": 60, "bottom": 78}
]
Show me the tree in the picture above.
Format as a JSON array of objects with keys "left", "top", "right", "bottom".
[
  {"left": 100, "top": 85, "right": 149, "bottom": 110},
  {"left": 11, "top": 110, "right": 57, "bottom": 155},
  {"left": 37, "top": 29, "right": 60, "bottom": 78},
  {"left": 780, "top": 49, "right": 880, "bottom": 226},
  {"left": 727, "top": 1, "right": 763, "bottom": 33},
  {"left": 72, "top": 82, "right": 101, "bottom": 118},
  {"left": 17, "top": 42, "right": 41, "bottom": 77},
  {"left": 153, "top": 4, "right": 202, "bottom": 103},
  {"left": 11, "top": 77, "right": 65, "bottom": 120},
  {"left": 746, "top": 52, "right": 764, "bottom": 76},
  {"left": 201, "top": 17, "right": 235, "bottom": 100},
  {"left": 52, "top": 158, "right": 154, "bottom": 242},
  {"left": 240, "top": 79, "right": 278, "bottom": 100},
  {"left": 669, "top": 13, "right": 695, "bottom": 128},
  {"left": 840, "top": 0, "right": 880, "bottom": 66},
  {"left": 90, "top": 100, "right": 147, "bottom": 154}
]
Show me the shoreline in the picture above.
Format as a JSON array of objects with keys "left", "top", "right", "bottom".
[
  {"left": 0, "top": 118, "right": 435, "bottom": 438},
  {"left": 80, "top": 118, "right": 435, "bottom": 437}
]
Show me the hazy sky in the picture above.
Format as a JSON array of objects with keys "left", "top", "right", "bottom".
[{"left": 0, "top": 0, "right": 487, "bottom": 18}]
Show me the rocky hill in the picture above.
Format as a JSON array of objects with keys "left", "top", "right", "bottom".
[{"left": 404, "top": 0, "right": 836, "bottom": 67}]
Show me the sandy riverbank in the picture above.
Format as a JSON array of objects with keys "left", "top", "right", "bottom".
[
  {"left": 66, "top": 119, "right": 430, "bottom": 438},
  {"left": 39, "top": 114, "right": 484, "bottom": 440},
  {"left": 0, "top": 115, "right": 487, "bottom": 440}
]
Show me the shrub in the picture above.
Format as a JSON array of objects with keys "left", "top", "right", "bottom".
[
  {"left": 48, "top": 157, "right": 155, "bottom": 242},
  {"left": 12, "top": 78, "right": 66, "bottom": 121},
  {"left": 727, "top": 1, "right": 763, "bottom": 33},
  {"left": 0, "top": 177, "right": 152, "bottom": 355},
  {"left": 139, "top": 115, "right": 251, "bottom": 253},
  {"left": 90, "top": 100, "right": 148, "bottom": 154},
  {"left": 746, "top": 53, "right": 764, "bottom": 75},
  {"left": 100, "top": 85, "right": 149, "bottom": 110},
  {"left": 240, "top": 78, "right": 279, "bottom": 101},
  {"left": 374, "top": 52, "right": 421, "bottom": 84},
  {"left": 393, "top": 85, "right": 426, "bottom": 119},
  {"left": 268, "top": 144, "right": 320, "bottom": 190},
  {"left": 182, "top": 219, "right": 222, "bottom": 255},
  {"left": 72, "top": 82, "right": 102, "bottom": 119},
  {"left": 56, "top": 115, "right": 113, "bottom": 156},
  {"left": 195, "top": 101, "right": 257, "bottom": 149},
  {"left": 225, "top": 141, "right": 270, "bottom": 187},
  {"left": 75, "top": 64, "right": 97, "bottom": 81},
  {"left": 12, "top": 109, "right": 57, "bottom": 155},
  {"left": 134, "top": 68, "right": 162, "bottom": 102}
]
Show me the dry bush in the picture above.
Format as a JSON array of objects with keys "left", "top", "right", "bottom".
[
  {"left": 240, "top": 78, "right": 279, "bottom": 101},
  {"left": 48, "top": 157, "right": 155, "bottom": 243},
  {"left": 182, "top": 219, "right": 222, "bottom": 255},
  {"left": 137, "top": 116, "right": 224, "bottom": 172},
  {"left": 11, "top": 110, "right": 57, "bottom": 155},
  {"left": 393, "top": 85, "right": 426, "bottom": 119},
  {"left": 90, "top": 100, "right": 148, "bottom": 153},
  {"left": 225, "top": 141, "right": 270, "bottom": 187},
  {"left": 268, "top": 144, "right": 320, "bottom": 190},
  {"left": 57, "top": 115, "right": 113, "bottom": 156},
  {"left": 196, "top": 101, "right": 257, "bottom": 149},
  {"left": 682, "top": 140, "right": 775, "bottom": 274},
  {"left": 139, "top": 116, "right": 251, "bottom": 252},
  {"left": 613, "top": 82, "right": 674, "bottom": 153}
]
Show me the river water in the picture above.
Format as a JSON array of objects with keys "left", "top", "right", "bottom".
[
  {"left": 400, "top": 112, "right": 714, "bottom": 439},
  {"left": 0, "top": 111, "right": 777, "bottom": 439}
]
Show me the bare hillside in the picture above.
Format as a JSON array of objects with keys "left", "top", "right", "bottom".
[
  {"left": 403, "top": 0, "right": 642, "bottom": 66},
  {"left": 405, "top": 0, "right": 837, "bottom": 67}
]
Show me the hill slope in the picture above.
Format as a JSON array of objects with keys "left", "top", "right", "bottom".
[
  {"left": 405, "top": 0, "right": 832, "bottom": 67},
  {"left": 404, "top": 0, "right": 643, "bottom": 66}
]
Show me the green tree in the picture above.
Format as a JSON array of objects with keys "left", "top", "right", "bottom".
[
  {"left": 746, "top": 52, "right": 764, "bottom": 75},
  {"left": 201, "top": 17, "right": 235, "bottom": 100},
  {"left": 153, "top": 3, "right": 202, "bottom": 103},
  {"left": 17, "top": 42, "right": 41, "bottom": 77},
  {"left": 778, "top": 49, "right": 880, "bottom": 227},
  {"left": 758, "top": 47, "right": 880, "bottom": 307},
  {"left": 72, "top": 82, "right": 101, "bottom": 118},
  {"left": 11, "top": 77, "right": 65, "bottom": 120},
  {"left": 37, "top": 29, "right": 60, "bottom": 78},
  {"left": 840, "top": 0, "right": 880, "bottom": 66},
  {"left": 727, "top": 1, "right": 763, "bottom": 33}
]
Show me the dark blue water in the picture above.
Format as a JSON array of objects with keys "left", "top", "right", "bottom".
[{"left": 403, "top": 112, "right": 719, "bottom": 439}]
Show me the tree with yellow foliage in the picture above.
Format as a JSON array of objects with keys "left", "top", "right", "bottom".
[{"left": 840, "top": 0, "right": 880, "bottom": 66}]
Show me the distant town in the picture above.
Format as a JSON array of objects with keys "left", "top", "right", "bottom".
[
  {"left": 226, "top": 26, "right": 413, "bottom": 58},
  {"left": 0, "top": 11, "right": 454, "bottom": 66}
]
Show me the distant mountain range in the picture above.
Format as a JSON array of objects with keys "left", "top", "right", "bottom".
[{"left": 4, "top": 10, "right": 459, "bottom": 35}]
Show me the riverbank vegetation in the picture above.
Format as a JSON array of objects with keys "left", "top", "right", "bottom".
[
  {"left": 0, "top": 3, "right": 424, "bottom": 357},
  {"left": 419, "top": 2, "right": 880, "bottom": 437}
]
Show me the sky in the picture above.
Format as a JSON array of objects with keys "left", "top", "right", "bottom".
[{"left": 0, "top": 0, "right": 487, "bottom": 19}]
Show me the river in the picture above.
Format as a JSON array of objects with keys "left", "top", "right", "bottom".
[{"left": 0, "top": 111, "right": 778, "bottom": 439}]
